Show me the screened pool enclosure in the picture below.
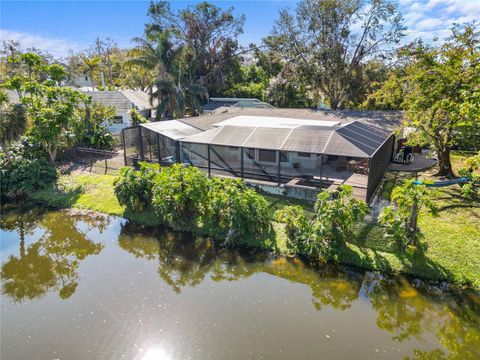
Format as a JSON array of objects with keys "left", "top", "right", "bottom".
[{"left": 122, "top": 116, "right": 394, "bottom": 203}]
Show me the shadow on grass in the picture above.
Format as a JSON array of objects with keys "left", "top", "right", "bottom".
[
  {"left": 32, "top": 184, "right": 83, "bottom": 209},
  {"left": 340, "top": 241, "right": 456, "bottom": 285}
]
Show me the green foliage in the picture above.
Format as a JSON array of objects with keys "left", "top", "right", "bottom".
[
  {"left": 266, "top": 0, "right": 405, "bottom": 109},
  {"left": 129, "top": 108, "right": 147, "bottom": 126},
  {"left": 203, "top": 177, "right": 271, "bottom": 245},
  {"left": 146, "top": 1, "right": 245, "bottom": 95},
  {"left": 2, "top": 53, "right": 88, "bottom": 163},
  {"left": 370, "top": 24, "right": 480, "bottom": 176},
  {"left": 274, "top": 205, "right": 312, "bottom": 253},
  {"left": 113, "top": 163, "right": 158, "bottom": 212},
  {"left": 379, "top": 180, "right": 438, "bottom": 250},
  {"left": 458, "top": 151, "right": 480, "bottom": 198},
  {"left": 114, "top": 163, "right": 271, "bottom": 243},
  {"left": 0, "top": 91, "right": 28, "bottom": 160},
  {"left": 75, "top": 101, "right": 117, "bottom": 150},
  {"left": 311, "top": 187, "right": 369, "bottom": 262},
  {"left": 275, "top": 186, "right": 368, "bottom": 262},
  {"left": 151, "top": 164, "right": 209, "bottom": 230},
  {"left": 0, "top": 151, "right": 56, "bottom": 202}
]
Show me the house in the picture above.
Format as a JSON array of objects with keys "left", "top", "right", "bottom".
[
  {"left": 123, "top": 108, "right": 402, "bottom": 202},
  {"left": 81, "top": 90, "right": 155, "bottom": 133},
  {"left": 202, "top": 97, "right": 275, "bottom": 115}
]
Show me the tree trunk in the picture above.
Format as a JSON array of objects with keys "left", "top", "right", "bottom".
[
  {"left": 91, "top": 72, "right": 96, "bottom": 91},
  {"left": 408, "top": 201, "right": 419, "bottom": 248},
  {"left": 329, "top": 96, "right": 340, "bottom": 110},
  {"left": 48, "top": 147, "right": 57, "bottom": 165},
  {"left": 436, "top": 147, "right": 454, "bottom": 178}
]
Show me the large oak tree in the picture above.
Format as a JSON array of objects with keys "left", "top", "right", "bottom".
[{"left": 266, "top": 0, "right": 405, "bottom": 109}]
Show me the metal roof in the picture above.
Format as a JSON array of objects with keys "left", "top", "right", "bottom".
[
  {"left": 181, "top": 107, "right": 403, "bottom": 132},
  {"left": 214, "top": 115, "right": 339, "bottom": 128},
  {"left": 180, "top": 120, "right": 391, "bottom": 158},
  {"left": 140, "top": 120, "right": 202, "bottom": 140}
]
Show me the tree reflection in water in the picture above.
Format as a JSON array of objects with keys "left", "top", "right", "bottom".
[
  {"left": 118, "top": 221, "right": 480, "bottom": 359},
  {"left": 118, "top": 221, "right": 363, "bottom": 308},
  {"left": 1, "top": 209, "right": 106, "bottom": 302},
  {"left": 361, "top": 272, "right": 480, "bottom": 359}
]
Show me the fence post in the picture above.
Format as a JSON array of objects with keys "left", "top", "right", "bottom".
[
  {"left": 122, "top": 129, "right": 127, "bottom": 166},
  {"left": 156, "top": 133, "right": 161, "bottom": 165},
  {"left": 276, "top": 150, "right": 281, "bottom": 185},
  {"left": 104, "top": 151, "right": 108, "bottom": 174},
  {"left": 138, "top": 126, "right": 144, "bottom": 161},
  {"left": 240, "top": 147, "right": 244, "bottom": 180},
  {"left": 207, "top": 144, "right": 211, "bottom": 177}
]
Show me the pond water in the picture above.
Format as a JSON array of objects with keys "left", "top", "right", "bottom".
[{"left": 1, "top": 207, "right": 479, "bottom": 359}]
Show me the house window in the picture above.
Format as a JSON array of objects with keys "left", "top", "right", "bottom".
[
  {"left": 258, "top": 149, "right": 276, "bottom": 163},
  {"left": 280, "top": 151, "right": 289, "bottom": 163},
  {"left": 297, "top": 152, "right": 310, "bottom": 158},
  {"left": 112, "top": 116, "right": 123, "bottom": 124}
]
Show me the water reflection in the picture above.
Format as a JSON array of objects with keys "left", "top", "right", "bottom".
[
  {"left": 1, "top": 209, "right": 105, "bottom": 301},
  {"left": 118, "top": 222, "right": 363, "bottom": 309},
  {"left": 1, "top": 208, "right": 479, "bottom": 359},
  {"left": 118, "top": 222, "right": 480, "bottom": 359}
]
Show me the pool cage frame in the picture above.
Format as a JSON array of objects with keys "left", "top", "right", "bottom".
[{"left": 122, "top": 125, "right": 395, "bottom": 203}]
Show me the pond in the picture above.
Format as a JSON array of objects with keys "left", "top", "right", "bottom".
[{"left": 1, "top": 207, "right": 479, "bottom": 359}]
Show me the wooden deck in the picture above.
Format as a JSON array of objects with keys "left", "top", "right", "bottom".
[{"left": 389, "top": 152, "right": 436, "bottom": 172}]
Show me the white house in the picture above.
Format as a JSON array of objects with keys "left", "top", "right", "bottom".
[{"left": 81, "top": 90, "right": 155, "bottom": 133}]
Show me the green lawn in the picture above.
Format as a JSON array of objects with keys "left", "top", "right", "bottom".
[{"left": 32, "top": 152, "right": 480, "bottom": 289}]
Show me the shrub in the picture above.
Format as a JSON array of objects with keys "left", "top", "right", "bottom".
[
  {"left": 311, "top": 186, "right": 368, "bottom": 262},
  {"left": 204, "top": 177, "right": 271, "bottom": 244},
  {"left": 274, "top": 205, "right": 312, "bottom": 254},
  {"left": 129, "top": 108, "right": 147, "bottom": 126},
  {"left": 274, "top": 186, "right": 368, "bottom": 262},
  {"left": 151, "top": 164, "right": 209, "bottom": 230},
  {"left": 379, "top": 179, "right": 437, "bottom": 250},
  {"left": 0, "top": 152, "right": 56, "bottom": 202},
  {"left": 114, "top": 162, "right": 158, "bottom": 212}
]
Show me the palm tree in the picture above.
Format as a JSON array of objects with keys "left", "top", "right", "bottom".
[
  {"left": 153, "top": 76, "right": 208, "bottom": 120},
  {"left": 0, "top": 92, "right": 28, "bottom": 161},
  {"left": 128, "top": 32, "right": 209, "bottom": 120},
  {"left": 81, "top": 56, "right": 101, "bottom": 90}
]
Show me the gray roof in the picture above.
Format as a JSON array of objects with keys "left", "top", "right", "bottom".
[
  {"left": 202, "top": 97, "right": 274, "bottom": 113},
  {"left": 81, "top": 90, "right": 154, "bottom": 112},
  {"left": 181, "top": 120, "right": 391, "bottom": 158},
  {"left": 141, "top": 120, "right": 202, "bottom": 140},
  {"left": 183, "top": 108, "right": 403, "bottom": 132}
]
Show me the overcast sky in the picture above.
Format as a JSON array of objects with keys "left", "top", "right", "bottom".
[{"left": 1, "top": 0, "right": 479, "bottom": 59}]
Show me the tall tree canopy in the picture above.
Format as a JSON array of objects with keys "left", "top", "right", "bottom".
[
  {"left": 266, "top": 0, "right": 405, "bottom": 109},
  {"left": 370, "top": 23, "right": 480, "bottom": 177},
  {"left": 145, "top": 1, "right": 245, "bottom": 94}
]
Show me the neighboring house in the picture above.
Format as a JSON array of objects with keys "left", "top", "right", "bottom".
[
  {"left": 202, "top": 97, "right": 275, "bottom": 115},
  {"left": 124, "top": 108, "right": 402, "bottom": 202},
  {"left": 71, "top": 74, "right": 94, "bottom": 89},
  {"left": 81, "top": 90, "right": 155, "bottom": 133}
]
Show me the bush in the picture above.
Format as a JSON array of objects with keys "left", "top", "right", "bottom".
[
  {"left": 0, "top": 152, "right": 56, "bottom": 202},
  {"left": 151, "top": 164, "right": 209, "bottom": 230},
  {"left": 113, "top": 163, "right": 158, "bottom": 212},
  {"left": 275, "top": 205, "right": 312, "bottom": 254},
  {"left": 275, "top": 186, "right": 368, "bottom": 262},
  {"left": 204, "top": 177, "right": 271, "bottom": 244}
]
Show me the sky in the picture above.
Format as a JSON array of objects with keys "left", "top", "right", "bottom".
[{"left": 1, "top": 0, "right": 479, "bottom": 59}]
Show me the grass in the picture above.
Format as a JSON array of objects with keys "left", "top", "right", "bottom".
[{"left": 32, "top": 150, "right": 480, "bottom": 289}]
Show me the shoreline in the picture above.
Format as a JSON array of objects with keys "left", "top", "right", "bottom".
[{"left": 24, "top": 179, "right": 480, "bottom": 291}]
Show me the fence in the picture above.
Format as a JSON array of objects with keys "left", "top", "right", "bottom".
[{"left": 58, "top": 146, "right": 125, "bottom": 175}]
